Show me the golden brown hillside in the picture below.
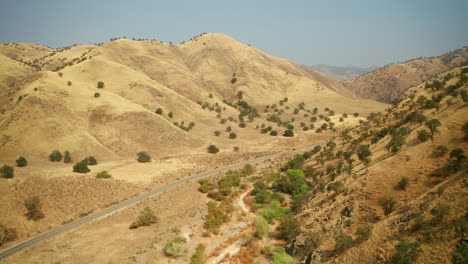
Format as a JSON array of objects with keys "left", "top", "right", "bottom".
[
  {"left": 344, "top": 47, "right": 468, "bottom": 103},
  {"left": 0, "top": 33, "right": 387, "bottom": 161}
]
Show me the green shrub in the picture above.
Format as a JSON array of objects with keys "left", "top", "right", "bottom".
[
  {"left": 335, "top": 232, "right": 354, "bottom": 252},
  {"left": 391, "top": 240, "right": 422, "bottom": 264},
  {"left": 129, "top": 207, "right": 158, "bottom": 229},
  {"left": 270, "top": 130, "right": 278, "bottom": 136},
  {"left": 263, "top": 200, "right": 288, "bottom": 222},
  {"left": 452, "top": 241, "right": 468, "bottom": 264},
  {"left": 255, "top": 215, "right": 270, "bottom": 238},
  {"left": 15, "top": 156, "right": 27, "bottom": 167},
  {"left": 357, "top": 144, "right": 371, "bottom": 162},
  {"left": 355, "top": 225, "right": 373, "bottom": 242},
  {"left": 168, "top": 111, "right": 174, "bottom": 118},
  {"left": 229, "top": 132, "right": 237, "bottom": 139},
  {"left": 137, "top": 152, "right": 151, "bottom": 163},
  {"left": 283, "top": 129, "right": 294, "bottom": 137},
  {"left": 94, "top": 92, "right": 100, "bottom": 98},
  {"left": 49, "top": 150, "right": 62, "bottom": 162},
  {"left": 399, "top": 177, "right": 410, "bottom": 190},
  {"left": 73, "top": 161, "right": 90, "bottom": 173},
  {"left": 164, "top": 237, "right": 184, "bottom": 256},
  {"left": 417, "top": 130, "right": 431, "bottom": 142},
  {"left": 425, "top": 119, "right": 441, "bottom": 135},
  {"left": 0, "top": 165, "right": 14, "bottom": 178},
  {"left": 97, "top": 81, "right": 104, "bottom": 88},
  {"left": 190, "top": 244, "right": 205, "bottom": 264},
  {"left": 24, "top": 196, "right": 45, "bottom": 220},
  {"left": 233, "top": 146, "right": 239, "bottom": 152},
  {"left": 207, "top": 145, "right": 219, "bottom": 154},
  {"left": 63, "top": 151, "right": 72, "bottom": 163},
  {"left": 0, "top": 224, "right": 17, "bottom": 246},
  {"left": 214, "top": 130, "right": 221, "bottom": 136},
  {"left": 155, "top": 108, "right": 163, "bottom": 115},
  {"left": 432, "top": 145, "right": 448, "bottom": 157},
  {"left": 327, "top": 181, "right": 344, "bottom": 193},
  {"left": 203, "top": 201, "right": 231, "bottom": 231},
  {"left": 242, "top": 164, "right": 254, "bottom": 175},
  {"left": 430, "top": 203, "right": 451, "bottom": 223},
  {"left": 273, "top": 252, "right": 294, "bottom": 264},
  {"left": 96, "top": 171, "right": 112, "bottom": 178},
  {"left": 83, "top": 156, "right": 98, "bottom": 165},
  {"left": 378, "top": 197, "right": 397, "bottom": 216},
  {"left": 277, "top": 214, "right": 300, "bottom": 243}
]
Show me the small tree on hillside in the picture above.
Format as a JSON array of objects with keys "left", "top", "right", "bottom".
[
  {"left": 378, "top": 197, "right": 397, "bottom": 216},
  {"left": 0, "top": 165, "right": 14, "bottom": 178},
  {"left": 24, "top": 196, "right": 45, "bottom": 220},
  {"left": 137, "top": 152, "right": 151, "bottom": 163},
  {"left": 97, "top": 81, "right": 104, "bottom": 88},
  {"left": 391, "top": 240, "right": 422, "bottom": 264},
  {"left": 229, "top": 132, "right": 237, "bottom": 139},
  {"left": 63, "top": 151, "right": 72, "bottom": 163},
  {"left": 83, "top": 156, "right": 98, "bottom": 166},
  {"left": 207, "top": 145, "right": 219, "bottom": 154},
  {"left": 425, "top": 119, "right": 441, "bottom": 136},
  {"left": 283, "top": 129, "right": 294, "bottom": 137},
  {"left": 49, "top": 150, "right": 62, "bottom": 162},
  {"left": 129, "top": 207, "right": 158, "bottom": 229},
  {"left": 15, "top": 156, "right": 27, "bottom": 167},
  {"left": 73, "top": 161, "right": 90, "bottom": 173},
  {"left": 399, "top": 177, "right": 410, "bottom": 190},
  {"left": 155, "top": 108, "right": 163, "bottom": 115}
]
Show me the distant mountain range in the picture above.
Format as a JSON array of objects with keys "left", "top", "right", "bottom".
[{"left": 303, "top": 64, "right": 378, "bottom": 82}]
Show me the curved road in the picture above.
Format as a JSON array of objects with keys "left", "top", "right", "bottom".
[{"left": 0, "top": 143, "right": 320, "bottom": 261}]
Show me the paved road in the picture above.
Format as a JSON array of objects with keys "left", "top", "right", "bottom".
[{"left": 0, "top": 143, "right": 320, "bottom": 261}]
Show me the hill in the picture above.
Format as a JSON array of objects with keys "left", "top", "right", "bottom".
[
  {"left": 305, "top": 64, "right": 378, "bottom": 82},
  {"left": 0, "top": 33, "right": 387, "bottom": 161},
  {"left": 344, "top": 47, "right": 468, "bottom": 103}
]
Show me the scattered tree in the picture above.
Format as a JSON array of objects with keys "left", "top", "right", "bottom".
[
  {"left": 155, "top": 108, "right": 163, "bottom": 115},
  {"left": 49, "top": 150, "right": 62, "bottom": 162},
  {"left": 97, "top": 81, "right": 104, "bottom": 88},
  {"left": 229, "top": 132, "right": 237, "bottom": 139},
  {"left": 207, "top": 145, "right": 219, "bottom": 154},
  {"left": 391, "top": 240, "right": 422, "bottom": 264},
  {"left": 335, "top": 232, "right": 354, "bottom": 253},
  {"left": 73, "top": 161, "right": 90, "bottom": 173},
  {"left": 96, "top": 171, "right": 112, "bottom": 178},
  {"left": 399, "top": 177, "right": 410, "bottom": 190},
  {"left": 378, "top": 197, "right": 397, "bottom": 216},
  {"left": 283, "top": 129, "right": 294, "bottom": 137},
  {"left": 63, "top": 151, "right": 72, "bottom": 163},
  {"left": 129, "top": 207, "right": 158, "bottom": 229},
  {"left": 15, "top": 156, "right": 27, "bottom": 167},
  {"left": 0, "top": 165, "right": 14, "bottom": 178},
  {"left": 355, "top": 225, "right": 373, "bottom": 242},
  {"left": 425, "top": 119, "right": 441, "bottom": 136},
  {"left": 24, "top": 196, "right": 45, "bottom": 220},
  {"left": 0, "top": 224, "right": 17, "bottom": 246},
  {"left": 190, "top": 244, "right": 205, "bottom": 264},
  {"left": 137, "top": 152, "right": 151, "bottom": 163},
  {"left": 164, "top": 237, "right": 184, "bottom": 256},
  {"left": 417, "top": 130, "right": 431, "bottom": 142}
]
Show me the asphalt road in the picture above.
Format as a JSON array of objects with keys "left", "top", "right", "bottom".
[{"left": 0, "top": 143, "right": 320, "bottom": 261}]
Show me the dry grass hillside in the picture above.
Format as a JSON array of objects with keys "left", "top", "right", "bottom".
[
  {"left": 0, "top": 64, "right": 465, "bottom": 264},
  {"left": 0, "top": 33, "right": 387, "bottom": 161},
  {"left": 344, "top": 47, "right": 468, "bottom": 103}
]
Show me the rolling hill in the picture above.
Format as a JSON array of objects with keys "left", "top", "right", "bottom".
[
  {"left": 343, "top": 47, "right": 468, "bottom": 103},
  {"left": 0, "top": 33, "right": 387, "bottom": 161}
]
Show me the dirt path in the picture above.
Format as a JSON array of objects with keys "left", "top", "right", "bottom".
[{"left": 208, "top": 189, "right": 255, "bottom": 264}]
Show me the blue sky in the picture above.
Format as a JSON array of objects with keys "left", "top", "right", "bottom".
[{"left": 0, "top": 0, "right": 467, "bottom": 67}]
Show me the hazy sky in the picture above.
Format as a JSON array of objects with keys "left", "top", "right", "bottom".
[{"left": 0, "top": 0, "right": 467, "bottom": 67}]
